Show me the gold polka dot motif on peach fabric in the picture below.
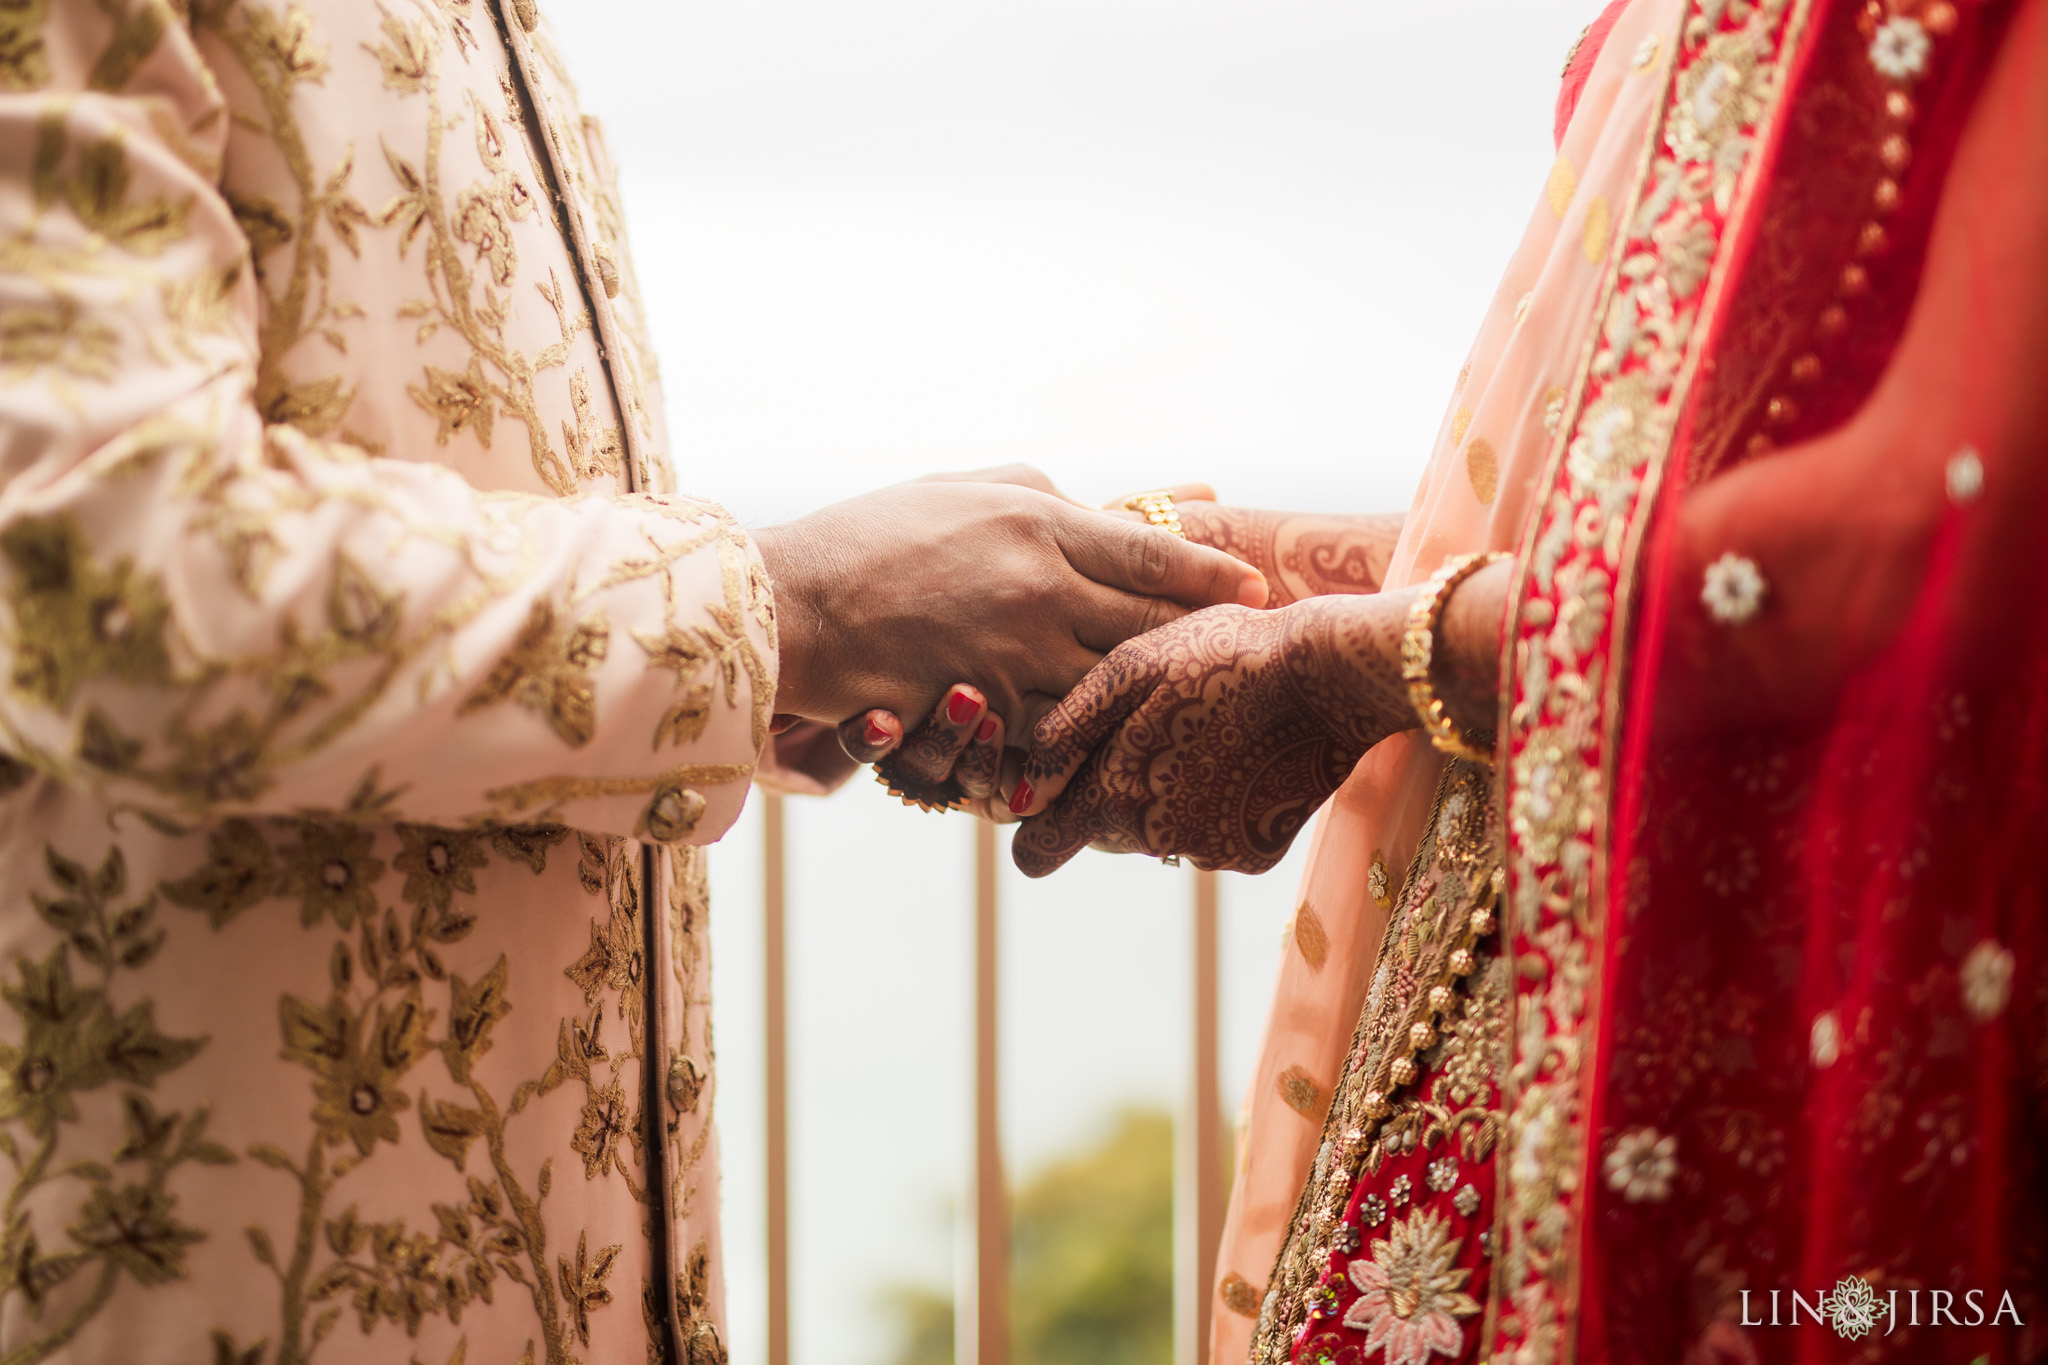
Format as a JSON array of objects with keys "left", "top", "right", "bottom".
[
  {"left": 1275, "top": 1064, "right": 1327, "bottom": 1121},
  {"left": 1292, "top": 901, "right": 1331, "bottom": 970},
  {"left": 1547, "top": 154, "right": 1578, "bottom": 217},
  {"left": 1584, "top": 193, "right": 1613, "bottom": 263},
  {"left": 1466, "top": 436, "right": 1499, "bottom": 505}
]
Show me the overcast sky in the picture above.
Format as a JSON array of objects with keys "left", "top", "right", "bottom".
[{"left": 542, "top": 4, "right": 1601, "bottom": 1362}]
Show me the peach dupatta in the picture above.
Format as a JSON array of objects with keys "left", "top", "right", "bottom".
[{"left": 1208, "top": 2, "right": 1680, "bottom": 1355}]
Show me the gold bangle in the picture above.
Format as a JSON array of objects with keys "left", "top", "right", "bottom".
[
  {"left": 1401, "top": 551, "right": 1509, "bottom": 766},
  {"left": 1120, "top": 490, "right": 1187, "bottom": 538}
]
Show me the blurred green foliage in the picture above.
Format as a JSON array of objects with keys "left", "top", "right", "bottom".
[{"left": 878, "top": 1109, "right": 1174, "bottom": 1365}]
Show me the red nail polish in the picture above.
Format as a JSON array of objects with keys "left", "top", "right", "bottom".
[
  {"left": 1009, "top": 778, "right": 1034, "bottom": 815},
  {"left": 947, "top": 690, "right": 982, "bottom": 725},
  {"left": 975, "top": 716, "right": 999, "bottom": 743},
  {"left": 863, "top": 717, "right": 890, "bottom": 746}
]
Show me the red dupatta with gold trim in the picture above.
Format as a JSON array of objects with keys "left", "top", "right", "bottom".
[{"left": 1497, "top": 0, "right": 2047, "bottom": 1360}]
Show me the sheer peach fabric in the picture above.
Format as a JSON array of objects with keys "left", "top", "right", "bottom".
[{"left": 1208, "top": 2, "right": 1680, "bottom": 1353}]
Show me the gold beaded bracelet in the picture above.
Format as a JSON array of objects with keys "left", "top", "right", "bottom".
[{"left": 1401, "top": 551, "right": 1509, "bottom": 766}]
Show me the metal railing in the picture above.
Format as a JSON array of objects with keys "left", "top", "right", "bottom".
[{"left": 756, "top": 793, "right": 1226, "bottom": 1365}]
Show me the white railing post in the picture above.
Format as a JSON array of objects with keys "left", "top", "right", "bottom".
[
  {"left": 1176, "top": 869, "right": 1223, "bottom": 1365},
  {"left": 958, "top": 820, "right": 1009, "bottom": 1365},
  {"left": 763, "top": 794, "right": 790, "bottom": 1365}
]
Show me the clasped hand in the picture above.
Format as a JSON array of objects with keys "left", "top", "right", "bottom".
[
  {"left": 824, "top": 480, "right": 1490, "bottom": 877},
  {"left": 750, "top": 466, "right": 1270, "bottom": 798}
]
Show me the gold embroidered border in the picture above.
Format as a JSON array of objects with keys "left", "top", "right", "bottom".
[
  {"left": 1251, "top": 760, "right": 1504, "bottom": 1361},
  {"left": 1489, "top": 0, "right": 1819, "bottom": 1359}
]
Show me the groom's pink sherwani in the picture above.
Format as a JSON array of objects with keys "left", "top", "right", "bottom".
[{"left": 0, "top": 2, "right": 768, "bottom": 1361}]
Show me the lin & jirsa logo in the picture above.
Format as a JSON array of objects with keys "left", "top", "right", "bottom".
[{"left": 1740, "top": 1274, "right": 2026, "bottom": 1340}]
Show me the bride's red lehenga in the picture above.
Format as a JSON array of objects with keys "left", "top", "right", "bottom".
[{"left": 1259, "top": 0, "right": 2048, "bottom": 1361}]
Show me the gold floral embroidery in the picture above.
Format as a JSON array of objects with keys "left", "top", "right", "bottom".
[
  {"left": 275, "top": 820, "right": 386, "bottom": 929},
  {"left": 284, "top": 987, "right": 434, "bottom": 1155},
  {"left": 557, "top": 1229, "right": 620, "bottom": 1349},
  {"left": 366, "top": 7, "right": 434, "bottom": 93},
  {"left": 1255, "top": 762, "right": 1504, "bottom": 1363},
  {"left": 671, "top": 1239, "right": 728, "bottom": 1365},
  {"left": 1, "top": 516, "right": 173, "bottom": 710},
  {"left": 245, "top": 2, "right": 329, "bottom": 82},
  {"left": 1494, "top": 0, "right": 1809, "bottom": 1356},
  {"left": 1276, "top": 1065, "right": 1325, "bottom": 1120},
  {"left": 395, "top": 824, "right": 489, "bottom": 911},
  {"left": 37, "top": 126, "right": 190, "bottom": 256},
  {"left": 453, "top": 182, "right": 518, "bottom": 288},
  {"left": 0, "top": 4, "right": 765, "bottom": 1358},
  {"left": 460, "top": 598, "right": 610, "bottom": 748},
  {"left": 1221, "top": 1270, "right": 1264, "bottom": 1318},
  {"left": 0, "top": 848, "right": 219, "bottom": 1360},
  {"left": 0, "top": 0, "right": 52, "bottom": 90},
  {"left": 570, "top": 1076, "right": 633, "bottom": 1181},
  {"left": 440, "top": 955, "right": 510, "bottom": 1083},
  {"left": 160, "top": 818, "right": 278, "bottom": 927},
  {"left": 411, "top": 354, "right": 498, "bottom": 447},
  {"left": 0, "top": 300, "right": 118, "bottom": 383},
  {"left": 564, "top": 368, "right": 624, "bottom": 482}
]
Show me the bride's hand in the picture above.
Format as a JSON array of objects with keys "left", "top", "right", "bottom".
[
  {"left": 836, "top": 684, "right": 1033, "bottom": 821},
  {"left": 1004, "top": 593, "right": 1420, "bottom": 875},
  {"left": 1103, "top": 484, "right": 1407, "bottom": 607}
]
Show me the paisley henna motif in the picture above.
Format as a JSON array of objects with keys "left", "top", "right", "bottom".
[{"left": 1178, "top": 505, "right": 1405, "bottom": 607}]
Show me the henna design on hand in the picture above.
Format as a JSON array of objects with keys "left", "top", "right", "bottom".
[
  {"left": 874, "top": 685, "right": 1011, "bottom": 812},
  {"left": 1176, "top": 505, "right": 1404, "bottom": 607},
  {"left": 955, "top": 715, "right": 1003, "bottom": 799},
  {"left": 1286, "top": 516, "right": 1405, "bottom": 598},
  {"left": 1012, "top": 593, "right": 1419, "bottom": 876}
]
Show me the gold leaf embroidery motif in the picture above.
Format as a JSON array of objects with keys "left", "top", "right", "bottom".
[
  {"left": 260, "top": 374, "right": 354, "bottom": 436},
  {"left": 558, "top": 1230, "right": 620, "bottom": 1349},
  {"left": 459, "top": 598, "right": 609, "bottom": 747},
  {"left": 366, "top": 8, "right": 434, "bottom": 93},
  {"left": 160, "top": 818, "right": 278, "bottom": 927},
  {"left": 440, "top": 955, "right": 510, "bottom": 1084},
  {"left": 86, "top": 0, "right": 170, "bottom": 94},
  {"left": 0, "top": 0, "right": 53, "bottom": 91},
  {"left": 409, "top": 354, "right": 497, "bottom": 447},
  {"left": 0, "top": 300, "right": 118, "bottom": 381},
  {"left": 1, "top": 515, "right": 173, "bottom": 710},
  {"left": 50, "top": 130, "right": 191, "bottom": 255},
  {"left": 226, "top": 190, "right": 294, "bottom": 258},
  {"left": 244, "top": 2, "right": 329, "bottom": 83}
]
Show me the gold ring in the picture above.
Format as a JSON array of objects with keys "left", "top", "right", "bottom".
[{"left": 1120, "top": 490, "right": 1186, "bottom": 538}]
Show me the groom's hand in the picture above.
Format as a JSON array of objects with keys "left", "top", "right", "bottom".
[{"left": 752, "top": 476, "right": 1269, "bottom": 728}]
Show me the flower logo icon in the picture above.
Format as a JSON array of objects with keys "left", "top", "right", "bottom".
[{"left": 1821, "top": 1275, "right": 1882, "bottom": 1340}]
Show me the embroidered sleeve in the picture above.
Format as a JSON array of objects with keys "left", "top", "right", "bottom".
[{"left": 0, "top": 8, "right": 775, "bottom": 844}]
